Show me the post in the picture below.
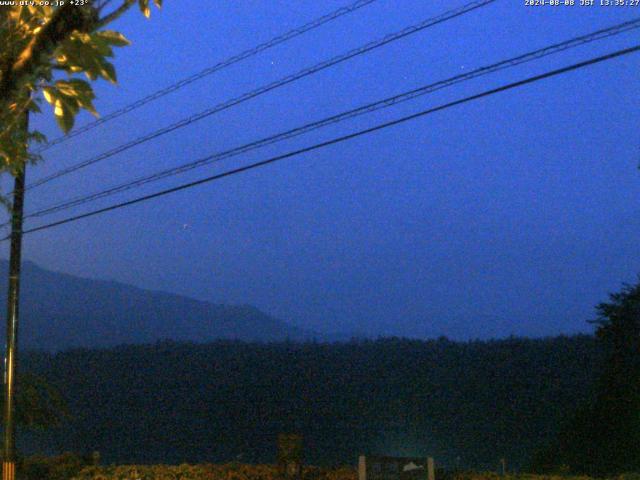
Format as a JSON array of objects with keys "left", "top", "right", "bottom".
[
  {"left": 427, "top": 457, "right": 435, "bottom": 480},
  {"left": 3, "top": 111, "right": 28, "bottom": 480},
  {"left": 277, "top": 433, "right": 303, "bottom": 480},
  {"left": 358, "top": 455, "right": 366, "bottom": 480}
]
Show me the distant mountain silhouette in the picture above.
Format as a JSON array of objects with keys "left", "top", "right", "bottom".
[{"left": 0, "top": 260, "right": 319, "bottom": 350}]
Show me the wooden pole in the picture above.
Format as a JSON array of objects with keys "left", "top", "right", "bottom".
[{"left": 3, "top": 110, "right": 28, "bottom": 480}]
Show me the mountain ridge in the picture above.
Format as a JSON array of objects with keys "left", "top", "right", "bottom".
[{"left": 0, "top": 259, "right": 320, "bottom": 350}]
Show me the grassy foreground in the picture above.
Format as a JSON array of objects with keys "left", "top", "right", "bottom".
[
  {"left": 69, "top": 467, "right": 640, "bottom": 480},
  {"left": 70, "top": 464, "right": 356, "bottom": 480},
  {"left": 18, "top": 458, "right": 640, "bottom": 480}
]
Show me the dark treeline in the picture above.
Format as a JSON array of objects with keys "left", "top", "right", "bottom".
[{"left": 19, "top": 335, "right": 599, "bottom": 471}]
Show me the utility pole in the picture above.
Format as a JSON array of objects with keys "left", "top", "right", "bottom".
[{"left": 3, "top": 110, "right": 28, "bottom": 480}]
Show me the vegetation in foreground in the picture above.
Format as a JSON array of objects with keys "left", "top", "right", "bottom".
[
  {"left": 20, "top": 335, "right": 597, "bottom": 470},
  {"left": 16, "top": 456, "right": 640, "bottom": 480},
  {"left": 10, "top": 279, "right": 640, "bottom": 476}
]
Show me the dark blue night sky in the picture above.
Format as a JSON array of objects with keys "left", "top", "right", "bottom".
[{"left": 8, "top": 0, "right": 640, "bottom": 339}]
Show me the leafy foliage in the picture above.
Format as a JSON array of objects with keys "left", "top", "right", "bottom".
[
  {"left": 19, "top": 452, "right": 90, "bottom": 480},
  {"left": 0, "top": 1, "right": 161, "bottom": 180},
  {"left": 452, "top": 473, "right": 598, "bottom": 480},
  {"left": 72, "top": 463, "right": 357, "bottom": 480}
]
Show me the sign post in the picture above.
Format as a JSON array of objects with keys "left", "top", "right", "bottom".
[{"left": 358, "top": 455, "right": 435, "bottom": 480}]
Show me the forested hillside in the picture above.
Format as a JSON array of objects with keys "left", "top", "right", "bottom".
[{"left": 21, "top": 336, "right": 599, "bottom": 470}]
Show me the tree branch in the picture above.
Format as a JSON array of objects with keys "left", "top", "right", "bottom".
[{"left": 97, "top": 0, "right": 136, "bottom": 29}]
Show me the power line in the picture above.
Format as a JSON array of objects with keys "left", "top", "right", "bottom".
[
  {"left": 26, "top": 0, "right": 496, "bottom": 191},
  {"left": 35, "top": 0, "right": 380, "bottom": 153},
  {"left": 12, "top": 44, "right": 639, "bottom": 240},
  {"left": 29, "top": 0, "right": 495, "bottom": 187},
  {"left": 20, "top": 17, "right": 640, "bottom": 222}
]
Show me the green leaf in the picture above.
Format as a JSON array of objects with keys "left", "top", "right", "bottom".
[
  {"left": 95, "top": 30, "right": 131, "bottom": 48},
  {"left": 101, "top": 61, "right": 117, "bottom": 84},
  {"left": 139, "top": 0, "right": 151, "bottom": 18},
  {"left": 55, "top": 79, "right": 98, "bottom": 117},
  {"left": 44, "top": 83, "right": 88, "bottom": 133},
  {"left": 53, "top": 97, "right": 75, "bottom": 133},
  {"left": 42, "top": 87, "right": 56, "bottom": 105}
]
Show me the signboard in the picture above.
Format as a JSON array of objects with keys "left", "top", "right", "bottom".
[{"left": 358, "top": 456, "right": 435, "bottom": 480}]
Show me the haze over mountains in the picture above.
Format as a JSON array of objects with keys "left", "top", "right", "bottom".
[
  {"left": 0, "top": 260, "right": 587, "bottom": 350},
  {"left": 0, "top": 260, "right": 319, "bottom": 351}
]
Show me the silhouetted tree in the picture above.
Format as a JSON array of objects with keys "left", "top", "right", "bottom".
[
  {"left": 589, "top": 279, "right": 640, "bottom": 473},
  {"left": 533, "top": 279, "right": 640, "bottom": 474}
]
